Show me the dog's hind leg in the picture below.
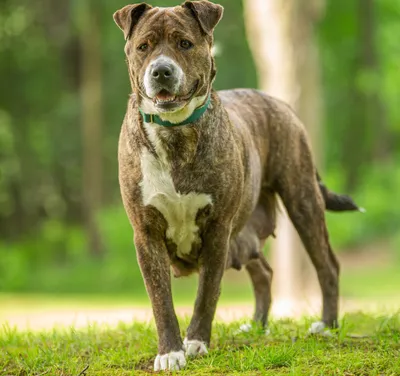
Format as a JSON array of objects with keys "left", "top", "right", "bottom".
[
  {"left": 230, "top": 193, "right": 276, "bottom": 328},
  {"left": 245, "top": 191, "right": 276, "bottom": 327},
  {"left": 275, "top": 137, "right": 340, "bottom": 328},
  {"left": 246, "top": 249, "right": 273, "bottom": 327}
]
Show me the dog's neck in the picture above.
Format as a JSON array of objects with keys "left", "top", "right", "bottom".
[
  {"left": 143, "top": 122, "right": 199, "bottom": 166},
  {"left": 139, "top": 93, "right": 215, "bottom": 167}
]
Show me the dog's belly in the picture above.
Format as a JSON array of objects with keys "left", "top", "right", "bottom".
[{"left": 139, "top": 149, "right": 213, "bottom": 258}]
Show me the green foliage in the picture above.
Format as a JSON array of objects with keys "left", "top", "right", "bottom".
[
  {"left": 0, "top": 207, "right": 140, "bottom": 294},
  {"left": 1, "top": 313, "right": 400, "bottom": 375},
  {"left": 319, "top": 0, "right": 400, "bottom": 185}
]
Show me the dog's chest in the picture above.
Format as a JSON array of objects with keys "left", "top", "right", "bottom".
[{"left": 139, "top": 148, "right": 212, "bottom": 258}]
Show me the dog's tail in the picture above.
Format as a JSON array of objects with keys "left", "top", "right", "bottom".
[{"left": 317, "top": 172, "right": 365, "bottom": 213}]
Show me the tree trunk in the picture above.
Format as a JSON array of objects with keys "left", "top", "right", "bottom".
[
  {"left": 243, "top": 0, "right": 324, "bottom": 316},
  {"left": 79, "top": 0, "right": 104, "bottom": 257}
]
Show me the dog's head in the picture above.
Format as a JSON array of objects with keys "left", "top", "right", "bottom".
[{"left": 114, "top": 1, "right": 223, "bottom": 121}]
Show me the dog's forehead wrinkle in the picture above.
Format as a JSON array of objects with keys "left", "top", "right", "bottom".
[
  {"left": 169, "top": 28, "right": 197, "bottom": 42},
  {"left": 166, "top": 12, "right": 198, "bottom": 32},
  {"left": 139, "top": 6, "right": 200, "bottom": 39},
  {"left": 138, "top": 30, "right": 158, "bottom": 41},
  {"left": 135, "top": 8, "right": 165, "bottom": 35}
]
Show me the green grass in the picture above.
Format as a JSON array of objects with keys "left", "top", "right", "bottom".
[{"left": 1, "top": 313, "right": 400, "bottom": 375}]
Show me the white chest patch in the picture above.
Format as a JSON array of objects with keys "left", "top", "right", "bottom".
[{"left": 139, "top": 148, "right": 212, "bottom": 257}]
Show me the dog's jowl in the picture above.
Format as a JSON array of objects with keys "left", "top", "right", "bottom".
[{"left": 114, "top": 1, "right": 361, "bottom": 371}]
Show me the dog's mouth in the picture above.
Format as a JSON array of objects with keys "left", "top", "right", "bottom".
[
  {"left": 154, "top": 90, "right": 178, "bottom": 105},
  {"left": 153, "top": 82, "right": 198, "bottom": 111}
]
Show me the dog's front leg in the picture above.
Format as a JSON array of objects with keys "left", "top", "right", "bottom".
[
  {"left": 185, "top": 223, "right": 230, "bottom": 357},
  {"left": 134, "top": 234, "right": 185, "bottom": 371}
]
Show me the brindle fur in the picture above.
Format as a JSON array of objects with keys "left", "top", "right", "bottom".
[{"left": 114, "top": 0, "right": 359, "bottom": 364}]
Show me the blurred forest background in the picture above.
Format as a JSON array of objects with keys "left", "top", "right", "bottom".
[{"left": 0, "top": 0, "right": 399, "bottom": 299}]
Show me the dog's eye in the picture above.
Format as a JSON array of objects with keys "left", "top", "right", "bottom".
[
  {"left": 179, "top": 39, "right": 193, "bottom": 50},
  {"left": 137, "top": 43, "right": 149, "bottom": 52}
]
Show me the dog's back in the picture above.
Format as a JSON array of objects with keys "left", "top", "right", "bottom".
[{"left": 219, "top": 88, "right": 361, "bottom": 212}]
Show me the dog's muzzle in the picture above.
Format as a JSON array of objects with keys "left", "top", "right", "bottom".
[
  {"left": 144, "top": 55, "right": 184, "bottom": 101},
  {"left": 150, "top": 61, "right": 176, "bottom": 87}
]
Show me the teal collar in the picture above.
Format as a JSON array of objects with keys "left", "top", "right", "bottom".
[{"left": 139, "top": 95, "right": 211, "bottom": 127}]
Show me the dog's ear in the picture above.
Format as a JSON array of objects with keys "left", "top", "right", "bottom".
[
  {"left": 113, "top": 3, "right": 152, "bottom": 40},
  {"left": 182, "top": 1, "right": 224, "bottom": 36}
]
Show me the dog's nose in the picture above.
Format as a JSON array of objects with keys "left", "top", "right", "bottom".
[{"left": 151, "top": 63, "right": 174, "bottom": 83}]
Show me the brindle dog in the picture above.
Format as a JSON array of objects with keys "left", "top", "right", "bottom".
[{"left": 114, "top": 1, "right": 361, "bottom": 371}]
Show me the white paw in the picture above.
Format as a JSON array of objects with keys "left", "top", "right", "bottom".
[
  {"left": 236, "top": 323, "right": 271, "bottom": 336},
  {"left": 308, "top": 321, "right": 334, "bottom": 337},
  {"left": 154, "top": 350, "right": 186, "bottom": 371},
  {"left": 238, "top": 323, "right": 252, "bottom": 333},
  {"left": 183, "top": 338, "right": 208, "bottom": 357}
]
